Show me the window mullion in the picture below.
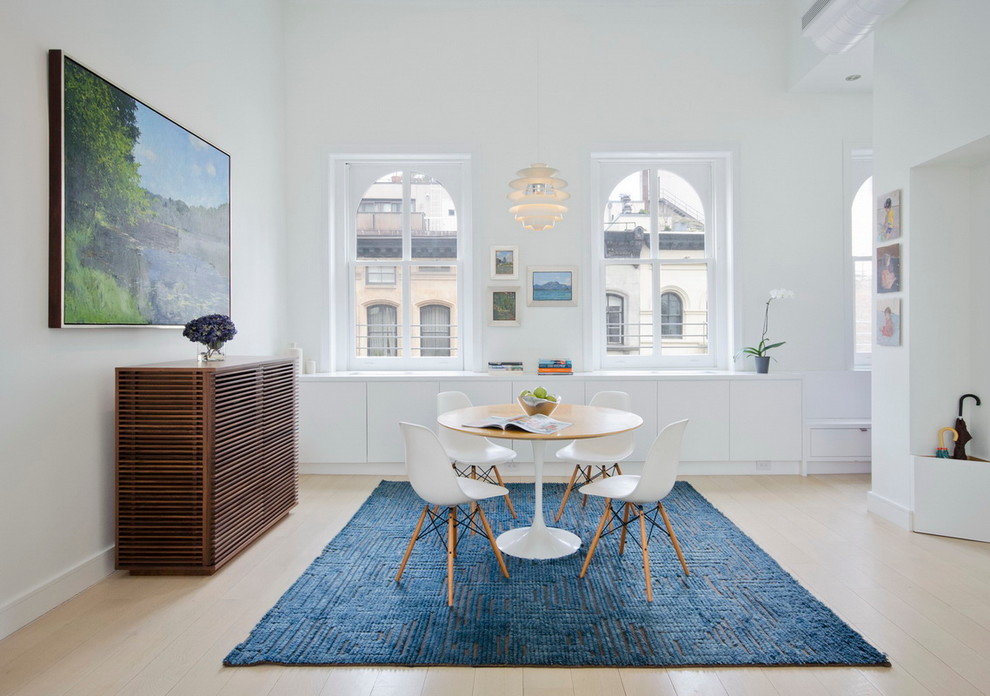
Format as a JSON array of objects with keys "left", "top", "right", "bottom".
[
  {"left": 402, "top": 174, "right": 412, "bottom": 358},
  {"left": 653, "top": 261, "right": 663, "bottom": 356}
]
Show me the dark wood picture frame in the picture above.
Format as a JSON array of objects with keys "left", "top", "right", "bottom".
[{"left": 48, "top": 50, "right": 231, "bottom": 327}]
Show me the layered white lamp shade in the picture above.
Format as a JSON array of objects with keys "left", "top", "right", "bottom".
[{"left": 507, "top": 163, "right": 570, "bottom": 231}]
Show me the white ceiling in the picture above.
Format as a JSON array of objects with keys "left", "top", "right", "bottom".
[{"left": 791, "top": 33, "right": 875, "bottom": 93}]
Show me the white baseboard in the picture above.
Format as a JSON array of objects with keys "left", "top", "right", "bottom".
[
  {"left": 866, "top": 490, "right": 913, "bottom": 530},
  {"left": 0, "top": 546, "right": 115, "bottom": 641}
]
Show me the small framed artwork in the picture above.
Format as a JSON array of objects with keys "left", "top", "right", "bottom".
[
  {"left": 877, "top": 189, "right": 901, "bottom": 242},
  {"left": 490, "top": 246, "right": 519, "bottom": 280},
  {"left": 877, "top": 243, "right": 901, "bottom": 293},
  {"left": 489, "top": 286, "right": 520, "bottom": 326},
  {"left": 877, "top": 298, "right": 901, "bottom": 346},
  {"left": 528, "top": 266, "right": 577, "bottom": 306}
]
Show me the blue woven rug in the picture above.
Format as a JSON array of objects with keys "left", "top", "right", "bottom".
[{"left": 225, "top": 480, "right": 888, "bottom": 668}]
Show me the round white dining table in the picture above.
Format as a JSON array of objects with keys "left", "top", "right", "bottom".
[{"left": 437, "top": 402, "right": 643, "bottom": 559}]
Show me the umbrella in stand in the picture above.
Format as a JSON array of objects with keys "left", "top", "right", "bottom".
[
  {"left": 952, "top": 393, "right": 981, "bottom": 460},
  {"left": 937, "top": 427, "right": 957, "bottom": 458}
]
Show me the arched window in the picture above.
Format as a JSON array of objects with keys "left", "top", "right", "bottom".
[
  {"left": 851, "top": 173, "right": 873, "bottom": 365},
  {"left": 660, "top": 292, "right": 683, "bottom": 338},
  {"left": 335, "top": 156, "right": 468, "bottom": 370},
  {"left": 419, "top": 304, "right": 451, "bottom": 356},
  {"left": 606, "top": 293, "right": 625, "bottom": 345},
  {"left": 366, "top": 304, "right": 398, "bottom": 357},
  {"left": 596, "top": 153, "right": 729, "bottom": 368}
]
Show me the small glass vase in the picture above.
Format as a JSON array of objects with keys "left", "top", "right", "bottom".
[{"left": 199, "top": 344, "right": 226, "bottom": 362}]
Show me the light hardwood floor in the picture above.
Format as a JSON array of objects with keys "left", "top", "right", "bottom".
[{"left": 2, "top": 473, "right": 989, "bottom": 696}]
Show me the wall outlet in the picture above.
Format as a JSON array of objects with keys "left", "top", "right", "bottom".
[{"left": 756, "top": 460, "right": 771, "bottom": 472}]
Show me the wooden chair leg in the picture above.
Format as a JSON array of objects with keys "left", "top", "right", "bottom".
[
  {"left": 658, "top": 502, "right": 689, "bottom": 576},
  {"left": 554, "top": 465, "right": 581, "bottom": 521},
  {"left": 476, "top": 505, "right": 509, "bottom": 578},
  {"left": 491, "top": 466, "right": 517, "bottom": 519},
  {"left": 581, "top": 466, "right": 591, "bottom": 508},
  {"left": 468, "top": 468, "right": 478, "bottom": 535},
  {"left": 579, "top": 499, "right": 612, "bottom": 578},
  {"left": 395, "top": 505, "right": 428, "bottom": 582},
  {"left": 619, "top": 502, "right": 631, "bottom": 555},
  {"left": 447, "top": 507, "right": 456, "bottom": 606},
  {"left": 638, "top": 506, "right": 653, "bottom": 602}
]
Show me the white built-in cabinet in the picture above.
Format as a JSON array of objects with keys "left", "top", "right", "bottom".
[
  {"left": 299, "top": 380, "right": 367, "bottom": 463},
  {"left": 729, "top": 379, "right": 804, "bottom": 461},
  {"left": 658, "top": 380, "right": 730, "bottom": 461},
  {"left": 299, "top": 374, "right": 808, "bottom": 471}
]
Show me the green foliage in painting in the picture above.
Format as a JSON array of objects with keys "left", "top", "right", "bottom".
[
  {"left": 63, "top": 220, "right": 144, "bottom": 324},
  {"left": 62, "top": 59, "right": 150, "bottom": 323},
  {"left": 63, "top": 59, "right": 149, "bottom": 228},
  {"left": 492, "top": 291, "right": 516, "bottom": 321}
]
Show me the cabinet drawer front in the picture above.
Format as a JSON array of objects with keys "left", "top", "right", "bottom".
[{"left": 810, "top": 427, "right": 871, "bottom": 457}]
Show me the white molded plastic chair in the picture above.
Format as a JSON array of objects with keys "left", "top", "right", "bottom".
[
  {"left": 578, "top": 419, "right": 690, "bottom": 601},
  {"left": 396, "top": 422, "right": 510, "bottom": 606},
  {"left": 553, "top": 391, "right": 636, "bottom": 521},
  {"left": 437, "top": 391, "right": 517, "bottom": 518}
]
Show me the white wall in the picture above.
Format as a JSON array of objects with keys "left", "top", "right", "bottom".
[
  {"left": 869, "top": 0, "right": 990, "bottom": 524},
  {"left": 0, "top": 0, "right": 287, "bottom": 637},
  {"left": 281, "top": 0, "right": 872, "bottom": 375}
]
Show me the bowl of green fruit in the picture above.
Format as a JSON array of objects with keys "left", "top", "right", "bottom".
[{"left": 518, "top": 387, "right": 561, "bottom": 416}]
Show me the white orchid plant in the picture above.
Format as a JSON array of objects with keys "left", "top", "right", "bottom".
[{"left": 740, "top": 288, "right": 795, "bottom": 359}]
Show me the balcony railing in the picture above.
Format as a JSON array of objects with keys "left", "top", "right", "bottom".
[{"left": 355, "top": 323, "right": 459, "bottom": 357}]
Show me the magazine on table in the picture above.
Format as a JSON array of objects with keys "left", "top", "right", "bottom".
[{"left": 462, "top": 413, "right": 572, "bottom": 434}]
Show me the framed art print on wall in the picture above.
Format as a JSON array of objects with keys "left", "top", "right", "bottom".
[
  {"left": 527, "top": 266, "right": 577, "bottom": 306},
  {"left": 877, "top": 243, "right": 901, "bottom": 293},
  {"left": 48, "top": 50, "right": 231, "bottom": 328},
  {"left": 490, "top": 245, "right": 519, "bottom": 280},
  {"left": 489, "top": 286, "right": 520, "bottom": 326},
  {"left": 876, "top": 189, "right": 901, "bottom": 242},
  {"left": 877, "top": 298, "right": 901, "bottom": 346}
]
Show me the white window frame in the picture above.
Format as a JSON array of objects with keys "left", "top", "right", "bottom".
[
  {"left": 330, "top": 154, "right": 472, "bottom": 371},
  {"left": 845, "top": 145, "right": 873, "bottom": 369},
  {"left": 589, "top": 152, "right": 732, "bottom": 370}
]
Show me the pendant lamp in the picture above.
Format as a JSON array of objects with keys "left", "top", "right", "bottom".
[{"left": 507, "top": 162, "right": 569, "bottom": 231}]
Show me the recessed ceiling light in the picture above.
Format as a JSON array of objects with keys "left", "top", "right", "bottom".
[{"left": 845, "top": 74, "right": 862, "bottom": 82}]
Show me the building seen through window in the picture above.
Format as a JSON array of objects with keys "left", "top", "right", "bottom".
[
  {"left": 352, "top": 169, "right": 458, "bottom": 361},
  {"left": 601, "top": 167, "right": 712, "bottom": 361}
]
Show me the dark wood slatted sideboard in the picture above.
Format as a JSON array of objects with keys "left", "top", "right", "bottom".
[{"left": 115, "top": 357, "right": 298, "bottom": 575}]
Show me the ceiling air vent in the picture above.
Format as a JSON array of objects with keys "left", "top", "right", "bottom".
[
  {"left": 801, "top": 0, "right": 910, "bottom": 54},
  {"left": 802, "top": 0, "right": 834, "bottom": 31}
]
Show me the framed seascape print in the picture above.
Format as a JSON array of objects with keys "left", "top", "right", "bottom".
[
  {"left": 877, "top": 298, "right": 901, "bottom": 346},
  {"left": 489, "top": 286, "right": 520, "bottom": 326},
  {"left": 528, "top": 266, "right": 577, "bottom": 307},
  {"left": 48, "top": 50, "right": 230, "bottom": 328},
  {"left": 877, "top": 189, "right": 901, "bottom": 242},
  {"left": 877, "top": 243, "right": 901, "bottom": 293},
  {"left": 490, "top": 245, "right": 519, "bottom": 280}
]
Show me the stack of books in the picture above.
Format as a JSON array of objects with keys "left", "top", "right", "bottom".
[
  {"left": 538, "top": 359, "right": 572, "bottom": 375},
  {"left": 488, "top": 361, "right": 524, "bottom": 373}
]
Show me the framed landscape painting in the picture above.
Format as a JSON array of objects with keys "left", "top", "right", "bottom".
[
  {"left": 528, "top": 266, "right": 577, "bottom": 306},
  {"left": 48, "top": 50, "right": 230, "bottom": 327},
  {"left": 489, "top": 287, "right": 520, "bottom": 326},
  {"left": 490, "top": 245, "right": 519, "bottom": 280}
]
